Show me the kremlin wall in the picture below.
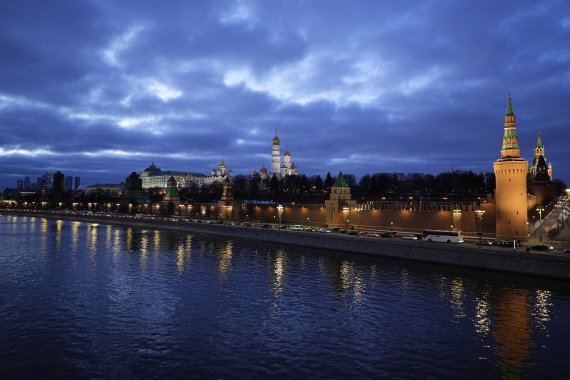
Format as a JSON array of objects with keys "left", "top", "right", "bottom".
[{"left": 113, "top": 96, "right": 556, "bottom": 241}]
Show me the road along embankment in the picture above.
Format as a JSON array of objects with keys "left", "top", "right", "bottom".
[{"left": 6, "top": 212, "right": 570, "bottom": 281}]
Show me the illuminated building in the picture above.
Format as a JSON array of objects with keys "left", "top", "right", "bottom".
[
  {"left": 267, "top": 131, "right": 299, "bottom": 178},
  {"left": 493, "top": 96, "right": 528, "bottom": 241}
]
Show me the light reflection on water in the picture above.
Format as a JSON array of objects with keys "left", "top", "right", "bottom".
[{"left": 1, "top": 215, "right": 569, "bottom": 379}]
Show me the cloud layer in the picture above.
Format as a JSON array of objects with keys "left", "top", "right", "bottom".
[{"left": 1, "top": 0, "right": 569, "bottom": 188}]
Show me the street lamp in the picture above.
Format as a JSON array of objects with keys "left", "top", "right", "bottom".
[
  {"left": 277, "top": 204, "right": 283, "bottom": 228},
  {"left": 453, "top": 209, "right": 462, "bottom": 232},
  {"left": 343, "top": 206, "right": 349, "bottom": 230},
  {"left": 475, "top": 209, "right": 485, "bottom": 248},
  {"left": 536, "top": 206, "right": 545, "bottom": 242}
]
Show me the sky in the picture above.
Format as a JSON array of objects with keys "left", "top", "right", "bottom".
[{"left": 0, "top": 0, "right": 569, "bottom": 189}]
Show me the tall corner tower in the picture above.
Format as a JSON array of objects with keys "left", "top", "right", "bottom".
[
  {"left": 493, "top": 96, "right": 528, "bottom": 241},
  {"left": 271, "top": 130, "right": 281, "bottom": 176}
]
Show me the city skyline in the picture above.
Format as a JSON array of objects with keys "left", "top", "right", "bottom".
[{"left": 1, "top": 1, "right": 569, "bottom": 189}]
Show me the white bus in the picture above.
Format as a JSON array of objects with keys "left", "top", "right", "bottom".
[{"left": 422, "top": 230, "right": 464, "bottom": 244}]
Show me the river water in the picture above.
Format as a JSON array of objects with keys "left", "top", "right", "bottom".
[{"left": 1, "top": 215, "right": 569, "bottom": 379}]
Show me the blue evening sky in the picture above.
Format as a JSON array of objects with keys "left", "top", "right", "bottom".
[{"left": 0, "top": 0, "right": 569, "bottom": 188}]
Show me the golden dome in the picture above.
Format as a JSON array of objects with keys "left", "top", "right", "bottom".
[{"left": 272, "top": 135, "right": 280, "bottom": 144}]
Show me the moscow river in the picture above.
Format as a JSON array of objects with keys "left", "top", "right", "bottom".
[{"left": 1, "top": 215, "right": 570, "bottom": 379}]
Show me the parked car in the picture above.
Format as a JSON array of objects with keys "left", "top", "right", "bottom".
[
  {"left": 495, "top": 240, "right": 521, "bottom": 247},
  {"left": 475, "top": 240, "right": 493, "bottom": 246},
  {"left": 401, "top": 235, "right": 418, "bottom": 240},
  {"left": 381, "top": 232, "right": 398, "bottom": 238},
  {"left": 530, "top": 244, "right": 554, "bottom": 251},
  {"left": 289, "top": 225, "right": 304, "bottom": 231}
]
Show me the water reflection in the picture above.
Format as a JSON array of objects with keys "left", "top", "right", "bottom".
[
  {"left": 176, "top": 234, "right": 192, "bottom": 273},
  {"left": 532, "top": 290, "right": 552, "bottom": 332},
  {"left": 88, "top": 224, "right": 98, "bottom": 259},
  {"left": 39, "top": 218, "right": 48, "bottom": 255},
  {"left": 113, "top": 229, "right": 121, "bottom": 256},
  {"left": 492, "top": 289, "right": 532, "bottom": 379},
  {"left": 55, "top": 220, "right": 63, "bottom": 252},
  {"left": 272, "top": 249, "right": 286, "bottom": 298},
  {"left": 141, "top": 231, "right": 149, "bottom": 270},
  {"left": 105, "top": 225, "right": 112, "bottom": 251},
  {"left": 71, "top": 221, "right": 80, "bottom": 254},
  {"left": 450, "top": 277, "right": 465, "bottom": 319},
  {"left": 323, "top": 259, "right": 364, "bottom": 308},
  {"left": 218, "top": 241, "right": 233, "bottom": 279},
  {"left": 474, "top": 290, "right": 490, "bottom": 336},
  {"left": 153, "top": 230, "right": 161, "bottom": 254},
  {"left": 126, "top": 228, "right": 133, "bottom": 253}
]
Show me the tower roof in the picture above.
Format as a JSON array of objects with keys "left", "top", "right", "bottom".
[
  {"left": 500, "top": 96, "right": 521, "bottom": 159},
  {"left": 536, "top": 131, "right": 543, "bottom": 148},
  {"left": 334, "top": 171, "right": 349, "bottom": 187},
  {"left": 506, "top": 95, "right": 514, "bottom": 116},
  {"left": 272, "top": 129, "right": 280, "bottom": 145},
  {"left": 284, "top": 150, "right": 290, "bottom": 156},
  {"left": 219, "top": 157, "right": 226, "bottom": 169}
]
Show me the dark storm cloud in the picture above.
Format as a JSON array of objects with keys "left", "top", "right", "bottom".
[{"left": 1, "top": 0, "right": 569, "bottom": 188}]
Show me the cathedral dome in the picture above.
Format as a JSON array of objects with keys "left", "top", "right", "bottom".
[
  {"left": 284, "top": 150, "right": 290, "bottom": 156},
  {"left": 272, "top": 135, "right": 280, "bottom": 145},
  {"left": 143, "top": 162, "right": 161, "bottom": 175}
]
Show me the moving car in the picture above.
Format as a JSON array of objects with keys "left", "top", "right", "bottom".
[
  {"left": 401, "top": 235, "right": 418, "bottom": 240},
  {"left": 529, "top": 244, "right": 554, "bottom": 251}
]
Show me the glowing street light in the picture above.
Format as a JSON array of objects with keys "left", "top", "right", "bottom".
[
  {"left": 475, "top": 209, "right": 485, "bottom": 248},
  {"left": 277, "top": 204, "right": 283, "bottom": 228},
  {"left": 536, "top": 206, "right": 545, "bottom": 242},
  {"left": 453, "top": 209, "right": 462, "bottom": 232}
]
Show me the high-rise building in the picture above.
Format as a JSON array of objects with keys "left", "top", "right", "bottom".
[
  {"left": 16, "top": 180, "right": 24, "bottom": 190},
  {"left": 41, "top": 172, "right": 53, "bottom": 188},
  {"left": 493, "top": 96, "right": 528, "bottom": 242},
  {"left": 74, "top": 176, "right": 80, "bottom": 191},
  {"left": 23, "top": 176, "right": 30, "bottom": 189},
  {"left": 64, "top": 176, "right": 73, "bottom": 191},
  {"left": 52, "top": 171, "right": 65, "bottom": 193}
]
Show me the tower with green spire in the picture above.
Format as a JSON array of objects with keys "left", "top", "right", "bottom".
[
  {"left": 325, "top": 171, "right": 356, "bottom": 228},
  {"left": 161, "top": 176, "right": 180, "bottom": 215},
  {"left": 500, "top": 96, "right": 521, "bottom": 159},
  {"left": 493, "top": 96, "right": 528, "bottom": 242}
]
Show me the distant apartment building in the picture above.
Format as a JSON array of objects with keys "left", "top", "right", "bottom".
[
  {"left": 23, "top": 176, "right": 31, "bottom": 189},
  {"left": 41, "top": 172, "right": 53, "bottom": 188},
  {"left": 16, "top": 180, "right": 23, "bottom": 190},
  {"left": 74, "top": 176, "right": 81, "bottom": 190},
  {"left": 64, "top": 176, "right": 73, "bottom": 191}
]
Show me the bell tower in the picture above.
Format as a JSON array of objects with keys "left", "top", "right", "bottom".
[
  {"left": 493, "top": 96, "right": 528, "bottom": 242},
  {"left": 271, "top": 130, "right": 281, "bottom": 177}
]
